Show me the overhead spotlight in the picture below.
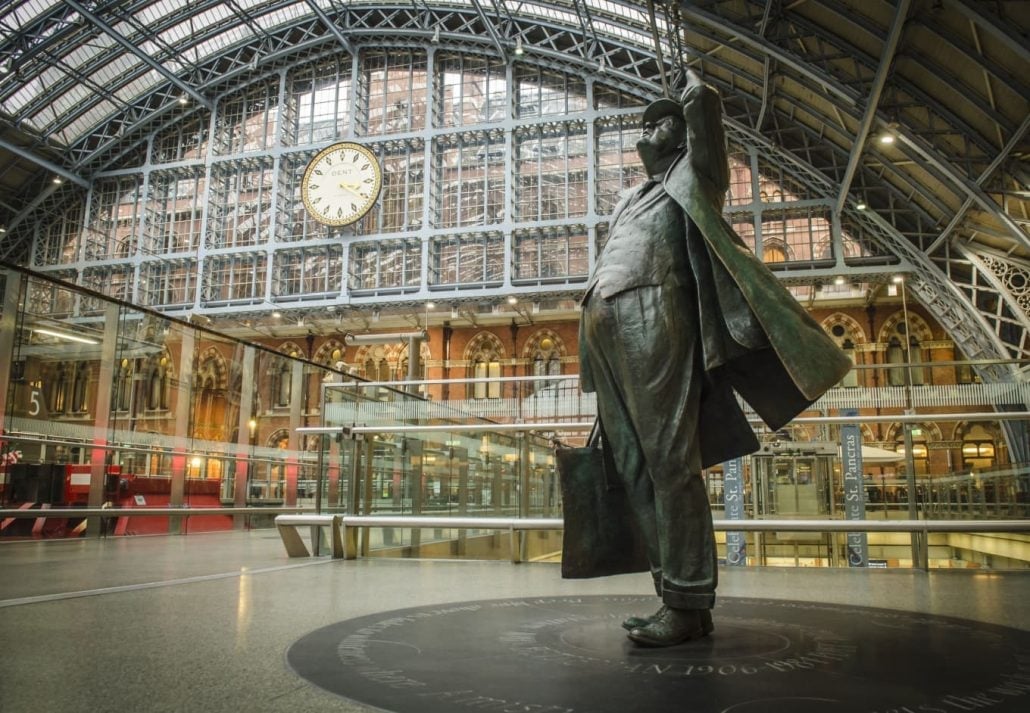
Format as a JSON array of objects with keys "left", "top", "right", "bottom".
[
  {"left": 272, "top": 311, "right": 282, "bottom": 319},
  {"left": 891, "top": 274, "right": 905, "bottom": 284},
  {"left": 426, "top": 301, "right": 436, "bottom": 310},
  {"left": 52, "top": 176, "right": 63, "bottom": 185},
  {"left": 178, "top": 94, "right": 189, "bottom": 105},
  {"left": 834, "top": 275, "right": 846, "bottom": 286},
  {"left": 0, "top": 57, "right": 11, "bottom": 74},
  {"left": 855, "top": 201, "right": 867, "bottom": 210},
  {"left": 514, "top": 37, "right": 524, "bottom": 56},
  {"left": 0, "top": 224, "right": 6, "bottom": 234},
  {"left": 507, "top": 295, "right": 518, "bottom": 305},
  {"left": 878, "top": 121, "right": 898, "bottom": 145},
  {"left": 432, "top": 27, "right": 440, "bottom": 43}
]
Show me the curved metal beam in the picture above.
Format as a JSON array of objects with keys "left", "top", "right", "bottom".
[
  {"left": 304, "top": 0, "right": 355, "bottom": 55},
  {"left": 834, "top": 0, "right": 911, "bottom": 215},
  {"left": 62, "top": 0, "right": 213, "bottom": 111},
  {"left": 0, "top": 137, "right": 89, "bottom": 188}
]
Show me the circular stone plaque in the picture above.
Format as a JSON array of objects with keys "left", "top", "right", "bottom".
[{"left": 287, "top": 595, "right": 1030, "bottom": 713}]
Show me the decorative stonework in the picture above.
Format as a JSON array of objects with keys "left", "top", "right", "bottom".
[
  {"left": 977, "top": 252, "right": 1030, "bottom": 317},
  {"left": 820, "top": 312, "right": 867, "bottom": 344}
]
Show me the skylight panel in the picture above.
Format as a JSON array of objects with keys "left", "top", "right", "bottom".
[
  {"left": 92, "top": 54, "right": 143, "bottom": 88},
  {"left": 47, "top": 82, "right": 91, "bottom": 117},
  {"left": 191, "top": 26, "right": 252, "bottom": 66},
  {"left": 4, "top": 76, "right": 47, "bottom": 115},
  {"left": 257, "top": 2, "right": 310, "bottom": 31},
  {"left": 136, "top": 0, "right": 185, "bottom": 26},
  {"left": 520, "top": 3, "right": 579, "bottom": 26},
  {"left": 161, "top": 3, "right": 235, "bottom": 47},
  {"left": 62, "top": 100, "right": 120, "bottom": 143},
  {"left": 593, "top": 20, "right": 651, "bottom": 47},
  {"left": 4, "top": 1, "right": 65, "bottom": 33},
  {"left": 63, "top": 38, "right": 109, "bottom": 73},
  {"left": 114, "top": 73, "right": 161, "bottom": 104},
  {"left": 587, "top": 0, "right": 649, "bottom": 26}
]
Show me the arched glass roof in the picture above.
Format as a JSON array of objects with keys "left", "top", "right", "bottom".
[{"left": 0, "top": 0, "right": 1027, "bottom": 368}]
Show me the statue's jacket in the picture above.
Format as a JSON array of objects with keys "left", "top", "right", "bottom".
[{"left": 581, "top": 82, "right": 851, "bottom": 468}]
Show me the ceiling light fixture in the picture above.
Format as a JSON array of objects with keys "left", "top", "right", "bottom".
[
  {"left": 178, "top": 94, "right": 189, "bottom": 105},
  {"left": 0, "top": 58, "right": 11, "bottom": 74},
  {"left": 856, "top": 201, "right": 867, "bottom": 210},
  {"left": 514, "top": 37, "right": 524, "bottom": 56},
  {"left": 52, "top": 176, "right": 63, "bottom": 185},
  {"left": 507, "top": 295, "right": 518, "bottom": 305}
]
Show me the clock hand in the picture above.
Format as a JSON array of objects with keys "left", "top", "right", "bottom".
[{"left": 338, "top": 182, "right": 368, "bottom": 199}]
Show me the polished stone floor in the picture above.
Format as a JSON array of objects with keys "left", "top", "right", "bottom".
[{"left": 0, "top": 530, "right": 1027, "bottom": 712}]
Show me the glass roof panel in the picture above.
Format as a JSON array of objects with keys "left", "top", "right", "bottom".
[
  {"left": 258, "top": 2, "right": 311, "bottom": 30},
  {"left": 92, "top": 54, "right": 144, "bottom": 90},
  {"left": 114, "top": 72, "right": 162, "bottom": 104},
  {"left": 46, "top": 82, "right": 91, "bottom": 117},
  {"left": 593, "top": 20, "right": 651, "bottom": 46},
  {"left": 4, "top": 75, "right": 47, "bottom": 115},
  {"left": 62, "top": 36, "right": 112, "bottom": 72},
  {"left": 190, "top": 26, "right": 253, "bottom": 66},
  {"left": 160, "top": 3, "right": 236, "bottom": 46},
  {"left": 520, "top": 3, "right": 579, "bottom": 25},
  {"left": 136, "top": 0, "right": 182, "bottom": 26},
  {"left": 62, "top": 101, "right": 120, "bottom": 143},
  {"left": 588, "top": 0, "right": 649, "bottom": 24},
  {"left": 0, "top": 1, "right": 59, "bottom": 31}
]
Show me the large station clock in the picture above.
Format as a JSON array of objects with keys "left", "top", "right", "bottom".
[{"left": 301, "top": 142, "right": 383, "bottom": 226}]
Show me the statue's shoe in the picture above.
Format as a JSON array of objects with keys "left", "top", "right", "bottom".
[
  {"left": 627, "top": 607, "right": 711, "bottom": 647},
  {"left": 623, "top": 606, "right": 713, "bottom": 635}
]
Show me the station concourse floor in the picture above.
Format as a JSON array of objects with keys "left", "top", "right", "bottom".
[{"left": 0, "top": 529, "right": 1027, "bottom": 713}]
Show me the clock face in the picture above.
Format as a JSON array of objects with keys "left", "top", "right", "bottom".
[{"left": 301, "top": 142, "right": 383, "bottom": 227}]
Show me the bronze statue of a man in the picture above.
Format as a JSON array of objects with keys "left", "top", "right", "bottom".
[{"left": 576, "top": 68, "right": 850, "bottom": 647}]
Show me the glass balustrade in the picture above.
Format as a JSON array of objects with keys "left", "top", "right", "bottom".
[{"left": 1, "top": 262, "right": 1028, "bottom": 570}]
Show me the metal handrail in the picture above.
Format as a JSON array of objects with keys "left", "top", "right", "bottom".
[
  {"left": 2, "top": 509, "right": 1027, "bottom": 534},
  {"left": 298, "top": 411, "right": 1030, "bottom": 436}
]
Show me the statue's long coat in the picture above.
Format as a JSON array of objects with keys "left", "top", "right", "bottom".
[{"left": 580, "top": 83, "right": 851, "bottom": 468}]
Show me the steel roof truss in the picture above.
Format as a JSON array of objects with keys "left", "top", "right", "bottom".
[{"left": 61, "top": 0, "right": 211, "bottom": 111}]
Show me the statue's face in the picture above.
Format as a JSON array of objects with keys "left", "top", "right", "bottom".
[{"left": 636, "top": 115, "right": 685, "bottom": 172}]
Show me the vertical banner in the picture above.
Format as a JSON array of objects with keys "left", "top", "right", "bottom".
[
  {"left": 840, "top": 408, "right": 868, "bottom": 567},
  {"left": 722, "top": 457, "right": 747, "bottom": 566}
]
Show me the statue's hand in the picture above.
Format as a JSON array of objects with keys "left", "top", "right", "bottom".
[{"left": 681, "top": 67, "right": 704, "bottom": 98}]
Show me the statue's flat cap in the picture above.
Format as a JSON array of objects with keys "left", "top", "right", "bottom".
[{"left": 642, "top": 98, "right": 682, "bottom": 124}]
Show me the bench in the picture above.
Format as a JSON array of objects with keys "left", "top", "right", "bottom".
[{"left": 274, "top": 514, "right": 345, "bottom": 558}]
